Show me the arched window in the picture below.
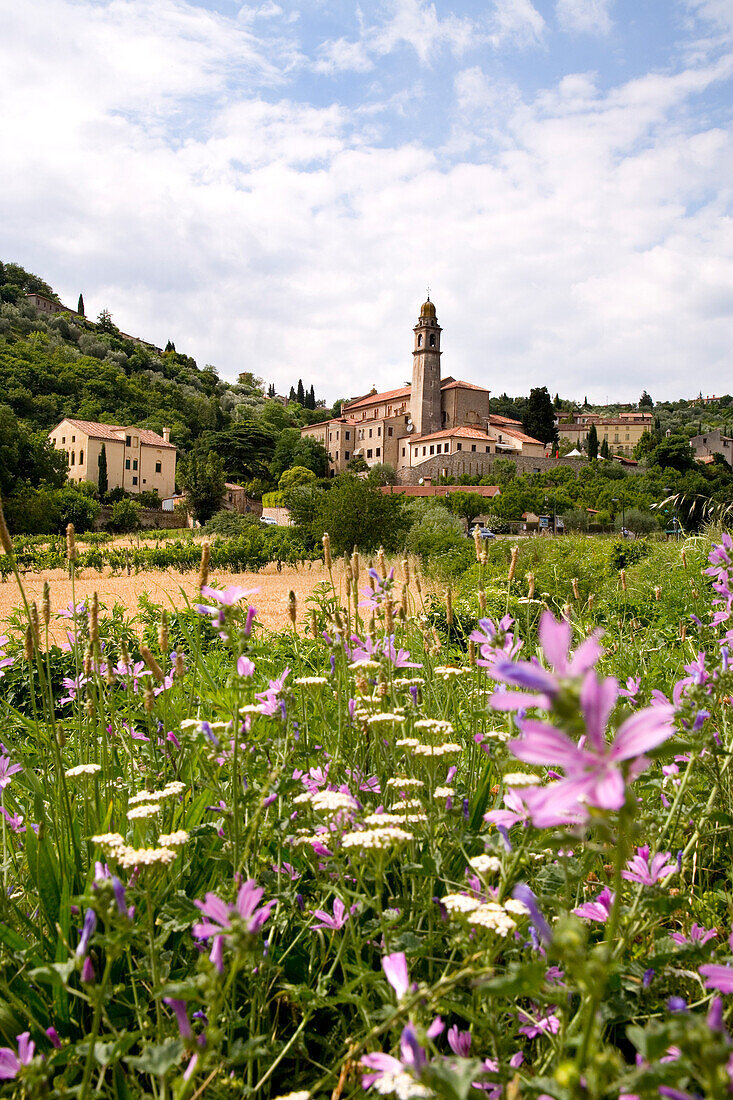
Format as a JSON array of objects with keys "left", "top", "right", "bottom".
[
  {"left": 417, "top": 334, "right": 422, "bottom": 347},
  {"left": 79, "top": 449, "right": 84, "bottom": 465},
  {"left": 429, "top": 334, "right": 436, "bottom": 347},
  {"left": 70, "top": 451, "right": 75, "bottom": 466}
]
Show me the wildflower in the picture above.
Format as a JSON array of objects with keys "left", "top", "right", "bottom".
[
  {"left": 670, "top": 924, "right": 717, "bottom": 946},
  {"left": 116, "top": 846, "right": 176, "bottom": 869},
  {"left": 197, "top": 584, "right": 259, "bottom": 609},
  {"left": 164, "top": 998, "right": 192, "bottom": 1039},
  {"left": 512, "top": 883, "right": 552, "bottom": 944},
  {"left": 621, "top": 845, "right": 677, "bottom": 886},
  {"left": 76, "top": 909, "right": 96, "bottom": 957},
  {"left": 484, "top": 789, "right": 531, "bottom": 830},
  {"left": 433, "top": 786, "right": 454, "bottom": 799},
  {"left": 237, "top": 656, "right": 255, "bottom": 677},
  {"left": 501, "top": 772, "right": 540, "bottom": 788},
  {"left": 273, "top": 1093, "right": 311, "bottom": 1100},
  {"left": 467, "top": 904, "right": 517, "bottom": 935},
  {"left": 91, "top": 833, "right": 125, "bottom": 850},
  {"left": 510, "top": 671, "right": 675, "bottom": 826},
  {"left": 414, "top": 719, "right": 454, "bottom": 736},
  {"left": 193, "top": 880, "right": 275, "bottom": 972},
  {"left": 433, "top": 666, "right": 467, "bottom": 679},
  {"left": 442, "top": 893, "right": 481, "bottom": 915},
  {"left": 573, "top": 886, "right": 615, "bottom": 923},
  {"left": 309, "top": 790, "right": 359, "bottom": 815},
  {"left": 0, "top": 756, "right": 20, "bottom": 789},
  {"left": 158, "top": 831, "right": 189, "bottom": 846},
  {"left": 127, "top": 804, "right": 160, "bottom": 821},
  {"left": 382, "top": 952, "right": 410, "bottom": 999},
  {"left": 386, "top": 777, "right": 424, "bottom": 789},
  {"left": 311, "top": 897, "right": 355, "bottom": 931},
  {"left": 0, "top": 1033, "right": 36, "bottom": 1079},
  {"left": 341, "top": 827, "right": 414, "bottom": 850},
  {"left": 469, "top": 854, "right": 501, "bottom": 875},
  {"left": 411, "top": 743, "right": 462, "bottom": 758},
  {"left": 517, "top": 1008, "right": 560, "bottom": 1039},
  {"left": 367, "top": 713, "right": 406, "bottom": 727},
  {"left": 65, "top": 763, "right": 102, "bottom": 778},
  {"left": 294, "top": 676, "right": 328, "bottom": 687},
  {"left": 699, "top": 964, "right": 733, "bottom": 993},
  {"left": 447, "top": 1027, "right": 471, "bottom": 1057}
]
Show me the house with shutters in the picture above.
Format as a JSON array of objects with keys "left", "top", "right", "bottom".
[{"left": 48, "top": 419, "right": 176, "bottom": 499}]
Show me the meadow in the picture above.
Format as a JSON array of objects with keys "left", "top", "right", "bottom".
[{"left": 0, "top": 511, "right": 731, "bottom": 1100}]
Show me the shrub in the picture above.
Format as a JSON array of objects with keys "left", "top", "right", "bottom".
[
  {"left": 205, "top": 510, "right": 262, "bottom": 537},
  {"left": 108, "top": 498, "right": 142, "bottom": 532}
]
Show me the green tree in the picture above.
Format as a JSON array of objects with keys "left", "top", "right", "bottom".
[
  {"left": 296, "top": 379, "right": 305, "bottom": 406},
  {"left": 366, "top": 463, "right": 398, "bottom": 486},
  {"left": 270, "top": 430, "right": 329, "bottom": 480},
  {"left": 522, "top": 387, "right": 557, "bottom": 445},
  {"left": 306, "top": 475, "right": 409, "bottom": 556},
  {"left": 77, "top": 293, "right": 85, "bottom": 316},
  {"left": 179, "top": 450, "right": 226, "bottom": 525},
  {"left": 639, "top": 390, "right": 653, "bottom": 408},
  {"left": 308, "top": 385, "right": 316, "bottom": 410},
  {"left": 445, "top": 491, "right": 487, "bottom": 527},
  {"left": 620, "top": 507, "right": 657, "bottom": 534},
  {"left": 57, "top": 486, "right": 101, "bottom": 532},
  {"left": 96, "top": 308, "right": 117, "bottom": 334},
  {"left": 108, "top": 498, "right": 142, "bottom": 532},
  {"left": 633, "top": 430, "right": 657, "bottom": 462},
  {"left": 648, "top": 436, "right": 695, "bottom": 474},
  {"left": 600, "top": 437, "right": 610, "bottom": 459},
  {"left": 197, "top": 423, "right": 276, "bottom": 482},
  {"left": 587, "top": 423, "right": 599, "bottom": 460},
  {"left": 347, "top": 454, "right": 369, "bottom": 474},
  {"left": 278, "top": 465, "right": 317, "bottom": 491},
  {"left": 97, "top": 443, "right": 108, "bottom": 496}
]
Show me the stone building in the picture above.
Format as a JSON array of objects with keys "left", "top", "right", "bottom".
[
  {"left": 689, "top": 429, "right": 733, "bottom": 464},
  {"left": 556, "top": 409, "right": 653, "bottom": 456},
  {"left": 300, "top": 298, "right": 545, "bottom": 481},
  {"left": 49, "top": 419, "right": 177, "bottom": 499}
]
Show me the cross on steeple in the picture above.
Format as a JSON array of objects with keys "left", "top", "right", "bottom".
[{"left": 425, "top": 286, "right": 431, "bottom": 300}]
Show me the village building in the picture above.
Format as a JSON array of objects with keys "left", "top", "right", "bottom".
[
  {"left": 556, "top": 409, "right": 653, "bottom": 456},
  {"left": 300, "top": 298, "right": 545, "bottom": 481},
  {"left": 49, "top": 418, "right": 177, "bottom": 499},
  {"left": 689, "top": 429, "right": 733, "bottom": 465}
]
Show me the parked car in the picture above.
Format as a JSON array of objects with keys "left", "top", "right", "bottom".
[
  {"left": 260, "top": 516, "right": 278, "bottom": 526},
  {"left": 469, "top": 525, "right": 496, "bottom": 540}
]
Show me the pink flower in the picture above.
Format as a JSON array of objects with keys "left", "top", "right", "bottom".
[
  {"left": 199, "top": 585, "right": 260, "bottom": 607},
  {"left": 509, "top": 672, "right": 675, "bottom": 826},
  {"left": 484, "top": 789, "right": 530, "bottom": 830},
  {"left": 621, "top": 845, "right": 677, "bottom": 886},
  {"left": 193, "top": 880, "right": 274, "bottom": 971},
  {"left": 382, "top": 952, "right": 409, "bottom": 1000},
  {"left": 517, "top": 1007, "right": 560, "bottom": 1039},
  {"left": 670, "top": 923, "right": 717, "bottom": 946},
  {"left": 0, "top": 1033, "right": 36, "bottom": 1079},
  {"left": 573, "top": 886, "right": 615, "bottom": 923},
  {"left": 699, "top": 964, "right": 733, "bottom": 993},
  {"left": 311, "top": 897, "right": 354, "bottom": 931},
  {"left": 237, "top": 655, "right": 255, "bottom": 677}
]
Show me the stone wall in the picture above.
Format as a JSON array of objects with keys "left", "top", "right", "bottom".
[
  {"left": 94, "top": 507, "right": 186, "bottom": 531},
  {"left": 396, "top": 453, "right": 586, "bottom": 484}
]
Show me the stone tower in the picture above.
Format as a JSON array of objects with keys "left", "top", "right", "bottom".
[{"left": 411, "top": 296, "right": 442, "bottom": 437}]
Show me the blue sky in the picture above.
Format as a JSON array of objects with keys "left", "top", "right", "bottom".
[{"left": 1, "top": 0, "right": 732, "bottom": 403}]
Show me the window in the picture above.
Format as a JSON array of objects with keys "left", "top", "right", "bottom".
[
  {"left": 142, "top": 479, "right": 146, "bottom": 484},
  {"left": 377, "top": 427, "right": 381, "bottom": 436},
  {"left": 71, "top": 435, "right": 75, "bottom": 442},
  {"left": 422, "top": 447, "right": 426, "bottom": 456},
  {"left": 132, "top": 476, "right": 138, "bottom": 486},
  {"left": 125, "top": 459, "right": 131, "bottom": 470},
  {"left": 429, "top": 445, "right": 434, "bottom": 455},
  {"left": 345, "top": 451, "right": 350, "bottom": 460},
  {"left": 369, "top": 428, "right": 373, "bottom": 438},
  {"left": 405, "top": 416, "right": 409, "bottom": 424},
  {"left": 335, "top": 452, "right": 339, "bottom": 461},
  {"left": 471, "top": 445, "right": 476, "bottom": 452},
  {"left": 133, "top": 437, "right": 139, "bottom": 448},
  {"left": 345, "top": 431, "right": 350, "bottom": 440},
  {"left": 367, "top": 449, "right": 373, "bottom": 458},
  {"left": 417, "top": 334, "right": 422, "bottom": 347},
  {"left": 429, "top": 334, "right": 436, "bottom": 347},
  {"left": 126, "top": 435, "right": 131, "bottom": 446},
  {"left": 414, "top": 448, "right": 418, "bottom": 457},
  {"left": 155, "top": 461, "right": 161, "bottom": 473},
  {"left": 457, "top": 443, "right": 462, "bottom": 451},
  {"left": 62, "top": 437, "right": 66, "bottom": 444},
  {"left": 388, "top": 427, "right": 393, "bottom": 437},
  {"left": 402, "top": 448, "right": 405, "bottom": 457},
  {"left": 132, "top": 459, "right": 138, "bottom": 471},
  {"left": 376, "top": 447, "right": 381, "bottom": 456},
  {"left": 79, "top": 450, "right": 84, "bottom": 464},
  {"left": 485, "top": 446, "right": 490, "bottom": 453},
  {"left": 70, "top": 452, "right": 75, "bottom": 465}
]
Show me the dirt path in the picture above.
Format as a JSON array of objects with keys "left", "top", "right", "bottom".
[{"left": 0, "top": 560, "right": 430, "bottom": 640}]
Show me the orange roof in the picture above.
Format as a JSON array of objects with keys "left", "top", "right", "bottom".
[
  {"left": 414, "top": 426, "right": 494, "bottom": 443},
  {"left": 57, "top": 418, "right": 176, "bottom": 449},
  {"left": 488, "top": 413, "right": 522, "bottom": 426},
  {"left": 344, "top": 377, "right": 490, "bottom": 412},
  {"left": 441, "top": 380, "right": 490, "bottom": 393},
  {"left": 493, "top": 425, "right": 544, "bottom": 446}
]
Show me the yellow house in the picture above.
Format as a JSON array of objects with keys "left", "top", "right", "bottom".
[{"left": 49, "top": 418, "right": 177, "bottom": 499}]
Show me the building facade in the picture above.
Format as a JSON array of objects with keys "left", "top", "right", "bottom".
[
  {"left": 301, "top": 298, "right": 546, "bottom": 481},
  {"left": 689, "top": 429, "right": 733, "bottom": 464},
  {"left": 556, "top": 410, "right": 653, "bottom": 456},
  {"left": 49, "top": 419, "right": 176, "bottom": 499}
]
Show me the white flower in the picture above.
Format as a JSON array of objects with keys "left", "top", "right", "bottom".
[
  {"left": 433, "top": 786, "right": 454, "bottom": 799},
  {"left": 116, "top": 846, "right": 176, "bottom": 868},
  {"left": 502, "top": 772, "right": 541, "bottom": 788},
  {"left": 91, "top": 832, "right": 125, "bottom": 849},
  {"left": 158, "top": 830, "right": 188, "bottom": 847},
  {"left": 349, "top": 659, "right": 381, "bottom": 671},
  {"left": 65, "top": 763, "right": 101, "bottom": 777},
  {"left": 414, "top": 719, "right": 454, "bottom": 735},
  {"left": 367, "top": 713, "right": 406, "bottom": 726},
  {"left": 388, "top": 799, "right": 422, "bottom": 811},
  {"left": 442, "top": 893, "right": 481, "bottom": 914},
  {"left": 467, "top": 904, "right": 516, "bottom": 935},
  {"left": 393, "top": 677, "right": 425, "bottom": 687},
  {"left": 469, "top": 855, "right": 501, "bottom": 875},
  {"left": 341, "top": 827, "right": 414, "bottom": 850},
  {"left": 272, "top": 1092, "right": 311, "bottom": 1100},
  {"left": 396, "top": 738, "right": 420, "bottom": 749},
  {"left": 433, "top": 666, "right": 468, "bottom": 679},
  {"left": 411, "top": 743, "right": 462, "bottom": 758},
  {"left": 310, "top": 790, "right": 358, "bottom": 815},
  {"left": 127, "top": 804, "right": 160, "bottom": 820},
  {"left": 504, "top": 898, "right": 530, "bottom": 916},
  {"left": 386, "top": 777, "right": 424, "bottom": 789},
  {"left": 371, "top": 1071, "right": 432, "bottom": 1099},
  {"left": 294, "top": 677, "right": 329, "bottom": 687}
]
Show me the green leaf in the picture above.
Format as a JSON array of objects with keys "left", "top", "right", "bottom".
[{"left": 125, "top": 1038, "right": 184, "bottom": 1076}]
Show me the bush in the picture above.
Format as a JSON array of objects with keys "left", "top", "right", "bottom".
[
  {"left": 108, "top": 498, "right": 142, "bottom": 533},
  {"left": 205, "top": 510, "right": 262, "bottom": 537},
  {"left": 57, "top": 486, "right": 101, "bottom": 532},
  {"left": 278, "top": 466, "right": 317, "bottom": 491}
]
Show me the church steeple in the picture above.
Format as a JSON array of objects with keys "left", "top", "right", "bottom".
[{"left": 411, "top": 294, "right": 442, "bottom": 437}]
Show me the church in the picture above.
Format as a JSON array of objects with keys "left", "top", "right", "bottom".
[{"left": 300, "top": 297, "right": 546, "bottom": 483}]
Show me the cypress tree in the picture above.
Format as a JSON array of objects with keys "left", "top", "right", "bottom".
[
  {"left": 587, "top": 423, "right": 599, "bottom": 459},
  {"left": 308, "top": 384, "right": 316, "bottom": 409},
  {"left": 600, "top": 437, "right": 610, "bottom": 459},
  {"left": 98, "top": 443, "right": 108, "bottom": 496},
  {"left": 297, "top": 379, "right": 305, "bottom": 405},
  {"left": 77, "top": 293, "right": 85, "bottom": 316},
  {"left": 288, "top": 386, "right": 297, "bottom": 403}
]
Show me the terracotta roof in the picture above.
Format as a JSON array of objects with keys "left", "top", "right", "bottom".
[
  {"left": 488, "top": 413, "right": 522, "bottom": 426},
  {"left": 492, "top": 425, "right": 544, "bottom": 446},
  {"left": 344, "top": 377, "right": 489, "bottom": 412},
  {"left": 440, "top": 380, "right": 489, "bottom": 393},
  {"left": 57, "top": 418, "right": 176, "bottom": 449},
  {"left": 379, "top": 485, "right": 501, "bottom": 498},
  {"left": 413, "top": 426, "right": 494, "bottom": 443}
]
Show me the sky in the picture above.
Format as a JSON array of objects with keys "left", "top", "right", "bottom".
[{"left": 1, "top": 0, "right": 732, "bottom": 405}]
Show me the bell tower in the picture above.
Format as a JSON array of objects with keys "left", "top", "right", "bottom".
[{"left": 411, "top": 295, "right": 442, "bottom": 437}]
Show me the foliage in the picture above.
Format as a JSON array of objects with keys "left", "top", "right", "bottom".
[
  {"left": 366, "top": 463, "right": 398, "bottom": 486},
  {"left": 97, "top": 443, "right": 108, "bottom": 496},
  {"left": 587, "top": 422, "right": 598, "bottom": 459},
  {"left": 57, "top": 486, "right": 101, "bottom": 532},
  {"left": 270, "top": 429, "right": 329, "bottom": 480},
  {"left": 522, "top": 386, "right": 557, "bottom": 445},
  {"left": 107, "top": 498, "right": 142, "bottom": 533},
  {"left": 444, "top": 491, "right": 488, "bottom": 526},
  {"left": 278, "top": 465, "right": 317, "bottom": 491},
  {"left": 296, "top": 474, "right": 410, "bottom": 556},
  {"left": 619, "top": 507, "right": 658, "bottom": 534},
  {"left": 178, "top": 451, "right": 226, "bottom": 526},
  {"left": 204, "top": 510, "right": 263, "bottom": 537}
]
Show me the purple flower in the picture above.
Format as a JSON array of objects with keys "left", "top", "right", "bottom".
[
  {"left": 164, "top": 998, "right": 192, "bottom": 1039},
  {"left": 512, "top": 883, "right": 552, "bottom": 944},
  {"left": 447, "top": 1026, "right": 471, "bottom": 1057},
  {"left": 76, "top": 908, "right": 97, "bottom": 958},
  {"left": 667, "top": 997, "right": 687, "bottom": 1013},
  {"left": 193, "top": 881, "right": 275, "bottom": 971},
  {"left": 573, "top": 886, "right": 614, "bottom": 923},
  {"left": 621, "top": 845, "right": 677, "bottom": 886},
  {"left": 0, "top": 1033, "right": 36, "bottom": 1079},
  {"left": 381, "top": 636, "right": 422, "bottom": 669},
  {"left": 484, "top": 789, "right": 530, "bottom": 830},
  {"left": 45, "top": 1027, "right": 61, "bottom": 1049},
  {"left": 382, "top": 952, "right": 409, "bottom": 1000},
  {"left": 199, "top": 585, "right": 259, "bottom": 608},
  {"left": 81, "top": 956, "right": 96, "bottom": 983},
  {"left": 510, "top": 673, "right": 675, "bottom": 826},
  {"left": 643, "top": 968, "right": 655, "bottom": 988},
  {"left": 237, "top": 655, "right": 255, "bottom": 677},
  {"left": 517, "top": 1007, "right": 560, "bottom": 1039},
  {"left": 311, "top": 897, "right": 354, "bottom": 931},
  {"left": 700, "top": 964, "right": 733, "bottom": 993},
  {"left": 670, "top": 923, "right": 717, "bottom": 946},
  {"left": 0, "top": 757, "right": 20, "bottom": 790}
]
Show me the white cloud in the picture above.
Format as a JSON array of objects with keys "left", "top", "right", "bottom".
[
  {"left": 1, "top": 0, "right": 733, "bottom": 404},
  {"left": 488, "top": 0, "right": 546, "bottom": 49},
  {"left": 556, "top": 0, "right": 613, "bottom": 37}
]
